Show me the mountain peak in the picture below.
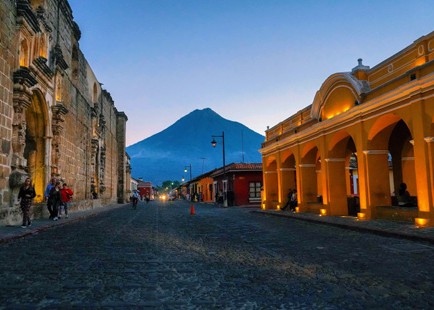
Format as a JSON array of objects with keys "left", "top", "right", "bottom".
[{"left": 126, "top": 108, "right": 264, "bottom": 185}]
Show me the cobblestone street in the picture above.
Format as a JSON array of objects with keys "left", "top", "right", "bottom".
[{"left": 1, "top": 200, "right": 434, "bottom": 309}]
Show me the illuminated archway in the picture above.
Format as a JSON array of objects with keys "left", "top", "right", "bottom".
[
  {"left": 367, "top": 115, "right": 415, "bottom": 207},
  {"left": 280, "top": 152, "right": 297, "bottom": 207},
  {"left": 24, "top": 90, "right": 48, "bottom": 203},
  {"left": 327, "top": 131, "right": 358, "bottom": 215}
]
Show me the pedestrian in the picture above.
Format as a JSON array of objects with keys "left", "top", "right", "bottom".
[
  {"left": 281, "top": 189, "right": 293, "bottom": 211},
  {"left": 17, "top": 177, "right": 36, "bottom": 228},
  {"left": 60, "top": 182, "right": 74, "bottom": 219},
  {"left": 289, "top": 189, "right": 298, "bottom": 212},
  {"left": 48, "top": 181, "right": 62, "bottom": 221},
  {"left": 44, "top": 177, "right": 57, "bottom": 219}
]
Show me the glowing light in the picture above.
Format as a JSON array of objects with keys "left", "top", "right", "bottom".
[
  {"left": 262, "top": 203, "right": 266, "bottom": 210},
  {"left": 357, "top": 212, "right": 367, "bottom": 220},
  {"left": 295, "top": 207, "right": 300, "bottom": 213},
  {"left": 415, "top": 218, "right": 430, "bottom": 228},
  {"left": 320, "top": 208, "right": 327, "bottom": 216}
]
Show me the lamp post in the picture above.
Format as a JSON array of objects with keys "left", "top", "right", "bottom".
[
  {"left": 184, "top": 164, "right": 192, "bottom": 181},
  {"left": 211, "top": 131, "right": 227, "bottom": 207},
  {"left": 184, "top": 164, "right": 192, "bottom": 201}
]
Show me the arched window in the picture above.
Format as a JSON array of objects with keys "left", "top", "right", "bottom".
[{"left": 19, "top": 39, "right": 29, "bottom": 67}]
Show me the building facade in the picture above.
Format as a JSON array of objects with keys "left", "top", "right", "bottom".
[
  {"left": 260, "top": 32, "right": 434, "bottom": 227},
  {"left": 0, "top": 0, "right": 128, "bottom": 225},
  {"left": 137, "top": 181, "right": 153, "bottom": 200},
  {"left": 211, "top": 163, "right": 262, "bottom": 206}
]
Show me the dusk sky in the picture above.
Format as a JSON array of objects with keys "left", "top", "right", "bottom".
[{"left": 68, "top": 0, "right": 434, "bottom": 146}]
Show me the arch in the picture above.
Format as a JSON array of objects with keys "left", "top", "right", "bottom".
[
  {"left": 281, "top": 153, "right": 297, "bottom": 200},
  {"left": 320, "top": 86, "right": 357, "bottom": 120},
  {"left": 388, "top": 120, "right": 415, "bottom": 197},
  {"left": 324, "top": 131, "right": 360, "bottom": 215},
  {"left": 366, "top": 116, "right": 416, "bottom": 207},
  {"left": 311, "top": 72, "right": 366, "bottom": 120},
  {"left": 367, "top": 114, "right": 413, "bottom": 149},
  {"left": 25, "top": 89, "right": 49, "bottom": 203},
  {"left": 301, "top": 142, "right": 319, "bottom": 163}
]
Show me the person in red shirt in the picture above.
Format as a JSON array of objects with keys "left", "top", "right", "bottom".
[{"left": 60, "top": 183, "right": 74, "bottom": 218}]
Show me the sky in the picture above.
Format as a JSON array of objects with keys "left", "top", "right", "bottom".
[{"left": 68, "top": 0, "right": 434, "bottom": 147}]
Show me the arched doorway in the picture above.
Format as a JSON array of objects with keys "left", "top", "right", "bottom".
[
  {"left": 281, "top": 153, "right": 296, "bottom": 206},
  {"left": 367, "top": 115, "right": 416, "bottom": 209},
  {"left": 327, "top": 132, "right": 358, "bottom": 215},
  {"left": 24, "top": 91, "right": 48, "bottom": 203}
]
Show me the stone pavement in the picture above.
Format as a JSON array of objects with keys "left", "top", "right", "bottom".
[{"left": 2, "top": 202, "right": 434, "bottom": 245}]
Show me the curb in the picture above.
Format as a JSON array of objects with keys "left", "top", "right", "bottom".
[{"left": 252, "top": 210, "right": 434, "bottom": 245}]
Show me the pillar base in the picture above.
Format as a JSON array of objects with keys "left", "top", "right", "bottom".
[{"left": 415, "top": 218, "right": 433, "bottom": 228}]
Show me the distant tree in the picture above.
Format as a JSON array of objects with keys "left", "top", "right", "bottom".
[{"left": 159, "top": 180, "right": 180, "bottom": 192}]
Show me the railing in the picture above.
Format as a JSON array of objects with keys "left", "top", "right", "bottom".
[{"left": 265, "top": 105, "right": 314, "bottom": 142}]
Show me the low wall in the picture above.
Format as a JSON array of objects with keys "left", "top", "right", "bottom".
[{"left": 375, "top": 206, "right": 418, "bottom": 223}]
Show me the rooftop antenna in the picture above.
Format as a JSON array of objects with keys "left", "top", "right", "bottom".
[
  {"left": 200, "top": 157, "right": 206, "bottom": 174},
  {"left": 241, "top": 130, "right": 245, "bottom": 163}
]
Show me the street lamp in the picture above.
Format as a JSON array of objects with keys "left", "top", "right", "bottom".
[
  {"left": 211, "top": 131, "right": 227, "bottom": 207},
  {"left": 184, "top": 164, "right": 192, "bottom": 181}
]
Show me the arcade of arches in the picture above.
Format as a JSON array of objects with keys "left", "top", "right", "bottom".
[{"left": 260, "top": 31, "right": 434, "bottom": 227}]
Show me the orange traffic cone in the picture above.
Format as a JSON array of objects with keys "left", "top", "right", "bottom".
[{"left": 190, "top": 204, "right": 195, "bottom": 215}]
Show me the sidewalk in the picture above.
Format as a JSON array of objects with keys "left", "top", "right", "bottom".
[
  {"left": 0, "top": 203, "right": 125, "bottom": 244},
  {"left": 253, "top": 209, "right": 434, "bottom": 244}
]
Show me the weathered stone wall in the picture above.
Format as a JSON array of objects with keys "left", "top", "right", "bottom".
[
  {"left": 0, "top": 0, "right": 16, "bottom": 213},
  {"left": 0, "top": 0, "right": 128, "bottom": 225}
]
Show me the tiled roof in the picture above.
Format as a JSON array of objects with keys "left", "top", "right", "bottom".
[
  {"left": 138, "top": 181, "right": 153, "bottom": 187},
  {"left": 210, "top": 162, "right": 262, "bottom": 177}
]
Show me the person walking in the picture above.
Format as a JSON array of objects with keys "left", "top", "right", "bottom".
[
  {"left": 281, "top": 189, "right": 293, "bottom": 211},
  {"left": 18, "top": 177, "right": 36, "bottom": 228},
  {"left": 48, "top": 181, "right": 62, "bottom": 221},
  {"left": 289, "top": 189, "right": 298, "bottom": 212},
  {"left": 44, "top": 177, "right": 56, "bottom": 219},
  {"left": 60, "top": 183, "right": 74, "bottom": 219}
]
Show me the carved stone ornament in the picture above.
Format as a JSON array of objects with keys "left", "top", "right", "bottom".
[{"left": 11, "top": 67, "right": 36, "bottom": 165}]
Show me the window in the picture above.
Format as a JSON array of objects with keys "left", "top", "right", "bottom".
[{"left": 249, "top": 182, "right": 261, "bottom": 198}]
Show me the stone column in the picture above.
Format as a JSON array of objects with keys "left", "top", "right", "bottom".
[
  {"left": 50, "top": 103, "right": 68, "bottom": 176},
  {"left": 298, "top": 163, "right": 316, "bottom": 211},
  {"left": 363, "top": 150, "right": 391, "bottom": 217},
  {"left": 11, "top": 68, "right": 36, "bottom": 171},
  {"left": 264, "top": 170, "right": 278, "bottom": 209}
]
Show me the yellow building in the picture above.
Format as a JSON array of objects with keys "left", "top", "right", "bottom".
[{"left": 260, "top": 31, "right": 434, "bottom": 227}]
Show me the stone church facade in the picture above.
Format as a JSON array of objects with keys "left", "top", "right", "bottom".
[{"left": 0, "top": 0, "right": 129, "bottom": 225}]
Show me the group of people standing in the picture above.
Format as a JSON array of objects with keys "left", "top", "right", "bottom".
[
  {"left": 44, "top": 177, "right": 74, "bottom": 221},
  {"left": 17, "top": 176, "right": 74, "bottom": 228}
]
